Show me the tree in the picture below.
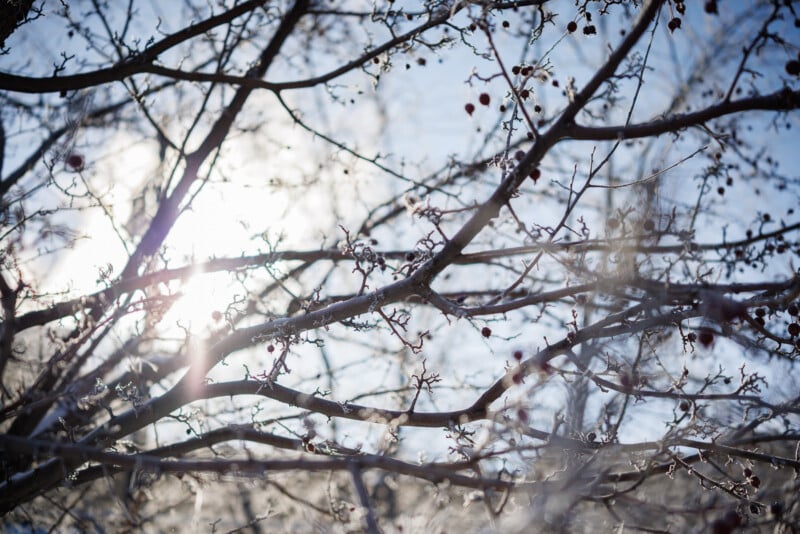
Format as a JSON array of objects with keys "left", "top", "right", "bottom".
[{"left": 1, "top": 0, "right": 799, "bottom": 531}]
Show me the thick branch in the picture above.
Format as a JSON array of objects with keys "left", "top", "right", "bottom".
[
  {"left": 564, "top": 89, "right": 800, "bottom": 141},
  {"left": 0, "top": 0, "right": 270, "bottom": 93}
]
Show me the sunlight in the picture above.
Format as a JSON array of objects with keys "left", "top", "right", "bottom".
[{"left": 161, "top": 270, "right": 232, "bottom": 334}]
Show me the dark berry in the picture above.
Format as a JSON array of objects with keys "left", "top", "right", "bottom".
[
  {"left": 567, "top": 21, "right": 577, "bottom": 33},
  {"left": 479, "top": 93, "right": 490, "bottom": 106},
  {"left": 465, "top": 103, "right": 475, "bottom": 115},
  {"left": 698, "top": 329, "right": 714, "bottom": 347},
  {"left": 583, "top": 25, "right": 596, "bottom": 35},
  {"left": 643, "top": 219, "right": 655, "bottom": 231},
  {"left": 481, "top": 326, "right": 492, "bottom": 338},
  {"left": 705, "top": 1, "right": 718, "bottom": 14},
  {"left": 668, "top": 17, "right": 681, "bottom": 32},
  {"left": 66, "top": 153, "right": 85, "bottom": 171},
  {"left": 529, "top": 168, "right": 541, "bottom": 182},
  {"left": 786, "top": 60, "right": 800, "bottom": 76},
  {"left": 788, "top": 323, "right": 800, "bottom": 337}
]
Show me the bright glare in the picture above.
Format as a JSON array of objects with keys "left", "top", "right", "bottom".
[{"left": 161, "top": 271, "right": 232, "bottom": 334}]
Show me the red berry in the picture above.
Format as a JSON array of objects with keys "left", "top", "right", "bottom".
[
  {"left": 513, "top": 350, "right": 523, "bottom": 361},
  {"left": 698, "top": 329, "right": 714, "bottom": 347},
  {"left": 481, "top": 326, "right": 492, "bottom": 338},
  {"left": 267, "top": 344, "right": 275, "bottom": 353},
  {"left": 465, "top": 103, "right": 475, "bottom": 115},
  {"left": 529, "top": 168, "right": 541, "bottom": 182},
  {"left": 479, "top": 93, "right": 490, "bottom": 106},
  {"left": 66, "top": 153, "right": 85, "bottom": 171}
]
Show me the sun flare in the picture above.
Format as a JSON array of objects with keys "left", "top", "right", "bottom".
[{"left": 161, "top": 271, "right": 234, "bottom": 334}]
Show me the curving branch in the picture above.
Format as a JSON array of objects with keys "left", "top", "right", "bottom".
[{"left": 564, "top": 89, "right": 800, "bottom": 142}]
